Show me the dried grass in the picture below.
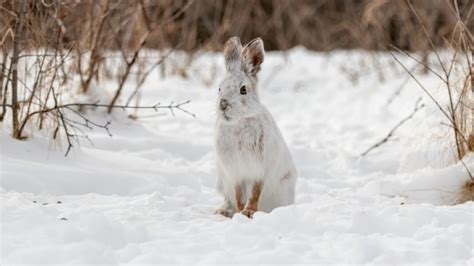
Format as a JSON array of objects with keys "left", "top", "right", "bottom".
[{"left": 457, "top": 180, "right": 474, "bottom": 203}]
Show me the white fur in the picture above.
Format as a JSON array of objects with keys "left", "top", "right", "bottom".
[{"left": 214, "top": 37, "right": 297, "bottom": 216}]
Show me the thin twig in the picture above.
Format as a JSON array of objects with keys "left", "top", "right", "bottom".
[
  {"left": 389, "top": 45, "right": 446, "bottom": 82},
  {"left": 386, "top": 64, "right": 418, "bottom": 105},
  {"left": 361, "top": 97, "right": 425, "bottom": 157},
  {"left": 11, "top": 99, "right": 194, "bottom": 138},
  {"left": 389, "top": 51, "right": 459, "bottom": 130}
]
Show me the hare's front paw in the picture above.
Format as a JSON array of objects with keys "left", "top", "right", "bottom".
[
  {"left": 240, "top": 209, "right": 255, "bottom": 218},
  {"left": 214, "top": 199, "right": 236, "bottom": 218},
  {"left": 214, "top": 208, "right": 232, "bottom": 218},
  {"left": 214, "top": 207, "right": 234, "bottom": 218}
]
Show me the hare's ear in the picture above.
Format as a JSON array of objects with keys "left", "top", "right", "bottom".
[
  {"left": 242, "top": 38, "right": 264, "bottom": 78},
  {"left": 224, "top": 36, "right": 243, "bottom": 72}
]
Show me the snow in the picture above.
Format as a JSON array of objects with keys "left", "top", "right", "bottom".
[{"left": 1, "top": 48, "right": 473, "bottom": 264}]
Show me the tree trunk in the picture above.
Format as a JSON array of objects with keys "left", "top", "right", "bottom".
[
  {"left": 0, "top": 49, "right": 6, "bottom": 121},
  {"left": 11, "top": 0, "right": 26, "bottom": 139},
  {"left": 468, "top": 48, "right": 474, "bottom": 151}
]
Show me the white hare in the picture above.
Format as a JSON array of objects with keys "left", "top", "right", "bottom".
[{"left": 214, "top": 36, "right": 297, "bottom": 218}]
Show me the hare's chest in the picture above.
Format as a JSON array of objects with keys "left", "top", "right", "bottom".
[
  {"left": 217, "top": 124, "right": 264, "bottom": 156},
  {"left": 216, "top": 121, "right": 266, "bottom": 177}
]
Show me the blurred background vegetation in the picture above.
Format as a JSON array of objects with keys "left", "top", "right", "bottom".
[{"left": 1, "top": 0, "right": 473, "bottom": 52}]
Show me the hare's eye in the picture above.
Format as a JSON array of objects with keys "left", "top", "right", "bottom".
[
  {"left": 218, "top": 87, "right": 221, "bottom": 92},
  {"left": 240, "top": 85, "right": 247, "bottom": 95}
]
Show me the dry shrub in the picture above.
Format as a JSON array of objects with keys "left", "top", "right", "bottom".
[
  {"left": 0, "top": 0, "right": 192, "bottom": 154},
  {"left": 387, "top": 1, "right": 473, "bottom": 204},
  {"left": 457, "top": 180, "right": 474, "bottom": 204}
]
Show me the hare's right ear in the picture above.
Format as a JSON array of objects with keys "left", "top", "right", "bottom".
[
  {"left": 224, "top": 36, "right": 243, "bottom": 73},
  {"left": 242, "top": 38, "right": 264, "bottom": 78}
]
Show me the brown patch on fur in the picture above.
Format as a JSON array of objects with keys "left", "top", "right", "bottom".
[
  {"left": 241, "top": 181, "right": 262, "bottom": 218},
  {"left": 235, "top": 184, "right": 245, "bottom": 212},
  {"left": 252, "top": 54, "right": 259, "bottom": 66},
  {"left": 248, "top": 127, "right": 264, "bottom": 159},
  {"left": 457, "top": 180, "right": 474, "bottom": 204},
  {"left": 257, "top": 133, "right": 264, "bottom": 156},
  {"left": 280, "top": 172, "right": 291, "bottom": 183},
  {"left": 242, "top": 38, "right": 264, "bottom": 77}
]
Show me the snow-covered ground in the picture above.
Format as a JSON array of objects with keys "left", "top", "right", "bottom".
[{"left": 1, "top": 49, "right": 473, "bottom": 264}]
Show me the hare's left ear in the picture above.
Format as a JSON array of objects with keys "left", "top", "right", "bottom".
[
  {"left": 224, "top": 36, "right": 243, "bottom": 73},
  {"left": 242, "top": 38, "right": 265, "bottom": 78}
]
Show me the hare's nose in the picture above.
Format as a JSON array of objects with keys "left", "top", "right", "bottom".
[{"left": 219, "top": 99, "right": 229, "bottom": 111}]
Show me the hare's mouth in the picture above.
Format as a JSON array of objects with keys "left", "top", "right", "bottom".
[
  {"left": 219, "top": 111, "right": 231, "bottom": 121},
  {"left": 222, "top": 113, "right": 230, "bottom": 121}
]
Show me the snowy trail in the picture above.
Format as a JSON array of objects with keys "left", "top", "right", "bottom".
[{"left": 1, "top": 49, "right": 473, "bottom": 264}]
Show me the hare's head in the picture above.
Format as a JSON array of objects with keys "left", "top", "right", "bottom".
[{"left": 217, "top": 36, "right": 265, "bottom": 122}]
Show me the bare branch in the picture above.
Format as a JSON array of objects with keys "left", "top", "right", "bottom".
[{"left": 361, "top": 98, "right": 425, "bottom": 157}]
